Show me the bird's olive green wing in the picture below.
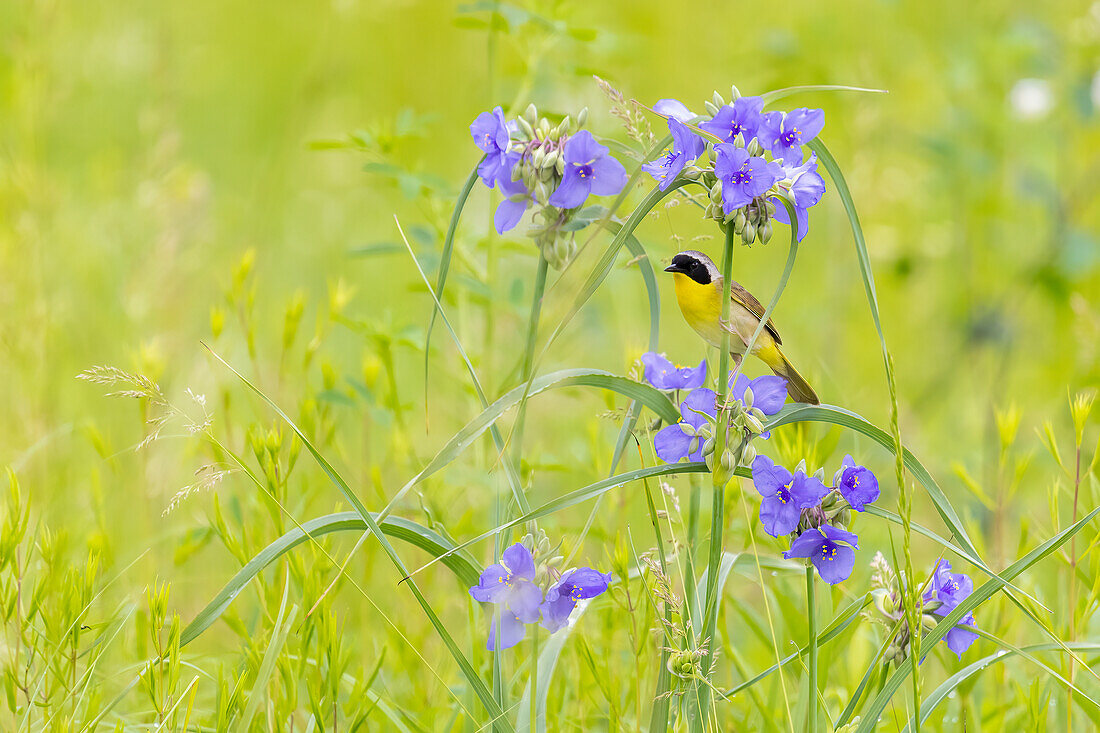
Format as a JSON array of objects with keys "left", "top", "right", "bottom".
[{"left": 729, "top": 280, "right": 783, "bottom": 345}]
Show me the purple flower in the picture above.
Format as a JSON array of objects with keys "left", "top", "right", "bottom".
[
  {"left": 642, "top": 118, "right": 704, "bottom": 190},
  {"left": 653, "top": 388, "right": 716, "bottom": 463},
  {"left": 784, "top": 525, "right": 859, "bottom": 584},
  {"left": 653, "top": 98, "right": 696, "bottom": 123},
  {"left": 539, "top": 567, "right": 612, "bottom": 633},
  {"left": 729, "top": 372, "right": 788, "bottom": 416},
  {"left": 758, "top": 107, "right": 825, "bottom": 165},
  {"left": 699, "top": 96, "right": 765, "bottom": 144},
  {"left": 713, "top": 144, "right": 782, "bottom": 215},
  {"left": 471, "top": 106, "right": 514, "bottom": 187},
  {"left": 469, "top": 543, "right": 543, "bottom": 650},
  {"left": 493, "top": 157, "right": 532, "bottom": 234},
  {"left": 548, "top": 131, "right": 627, "bottom": 209},
  {"left": 642, "top": 352, "right": 707, "bottom": 391},
  {"left": 835, "top": 455, "right": 880, "bottom": 511},
  {"left": 922, "top": 560, "right": 978, "bottom": 657},
  {"left": 751, "top": 455, "right": 830, "bottom": 537},
  {"left": 769, "top": 154, "right": 826, "bottom": 242}
]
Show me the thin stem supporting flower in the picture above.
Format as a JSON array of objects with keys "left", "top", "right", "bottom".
[
  {"left": 806, "top": 566, "right": 818, "bottom": 733},
  {"left": 696, "top": 222, "right": 738, "bottom": 722}
]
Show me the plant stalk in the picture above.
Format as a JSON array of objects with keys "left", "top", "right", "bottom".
[{"left": 807, "top": 567, "right": 818, "bottom": 733}]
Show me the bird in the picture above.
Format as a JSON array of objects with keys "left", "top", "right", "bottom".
[{"left": 663, "top": 250, "right": 820, "bottom": 405}]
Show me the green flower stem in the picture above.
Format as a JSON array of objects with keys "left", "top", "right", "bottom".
[
  {"left": 806, "top": 567, "right": 818, "bottom": 733},
  {"left": 697, "top": 223, "right": 738, "bottom": 723}
]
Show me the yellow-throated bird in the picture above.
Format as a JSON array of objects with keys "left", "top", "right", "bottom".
[{"left": 664, "top": 250, "right": 820, "bottom": 404}]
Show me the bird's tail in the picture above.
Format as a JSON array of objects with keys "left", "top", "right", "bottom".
[{"left": 756, "top": 345, "right": 820, "bottom": 405}]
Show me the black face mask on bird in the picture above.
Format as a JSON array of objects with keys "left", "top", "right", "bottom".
[{"left": 664, "top": 254, "right": 712, "bottom": 285}]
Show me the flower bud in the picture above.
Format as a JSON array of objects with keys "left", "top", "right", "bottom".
[
  {"left": 742, "top": 223, "right": 756, "bottom": 244},
  {"left": 555, "top": 116, "right": 571, "bottom": 137},
  {"left": 524, "top": 103, "right": 538, "bottom": 124},
  {"left": 537, "top": 118, "right": 551, "bottom": 138},
  {"left": 704, "top": 203, "right": 718, "bottom": 220},
  {"left": 871, "top": 588, "right": 895, "bottom": 617},
  {"left": 702, "top": 437, "right": 716, "bottom": 456},
  {"left": 555, "top": 156, "right": 565, "bottom": 176},
  {"left": 742, "top": 386, "right": 755, "bottom": 408},
  {"left": 834, "top": 507, "right": 851, "bottom": 526},
  {"left": 765, "top": 199, "right": 777, "bottom": 216},
  {"left": 712, "top": 90, "right": 725, "bottom": 108},
  {"left": 532, "top": 146, "right": 546, "bottom": 168},
  {"left": 708, "top": 146, "right": 718, "bottom": 163},
  {"left": 741, "top": 442, "right": 757, "bottom": 466},
  {"left": 577, "top": 106, "right": 589, "bottom": 128},
  {"left": 760, "top": 221, "right": 773, "bottom": 244},
  {"left": 543, "top": 149, "right": 560, "bottom": 170},
  {"left": 746, "top": 139, "right": 763, "bottom": 157},
  {"left": 517, "top": 116, "right": 536, "bottom": 140},
  {"left": 720, "top": 448, "right": 738, "bottom": 472},
  {"left": 730, "top": 84, "right": 742, "bottom": 101},
  {"left": 749, "top": 407, "right": 766, "bottom": 422},
  {"left": 703, "top": 100, "right": 720, "bottom": 117},
  {"left": 734, "top": 209, "right": 747, "bottom": 233},
  {"left": 682, "top": 165, "right": 701, "bottom": 179},
  {"left": 709, "top": 182, "right": 723, "bottom": 204},
  {"left": 921, "top": 613, "right": 940, "bottom": 633},
  {"left": 744, "top": 414, "right": 765, "bottom": 435},
  {"left": 680, "top": 423, "right": 698, "bottom": 437}
]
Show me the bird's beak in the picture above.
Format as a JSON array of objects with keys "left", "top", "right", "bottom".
[{"left": 664, "top": 264, "right": 683, "bottom": 274}]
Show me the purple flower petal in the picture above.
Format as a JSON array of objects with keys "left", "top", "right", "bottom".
[
  {"left": 943, "top": 614, "right": 979, "bottom": 657},
  {"left": 759, "top": 492, "right": 802, "bottom": 537},
  {"left": 784, "top": 528, "right": 828, "bottom": 559},
  {"left": 790, "top": 472, "right": 830, "bottom": 509},
  {"left": 469, "top": 563, "right": 510, "bottom": 603},
  {"left": 751, "top": 455, "right": 793, "bottom": 498},
  {"left": 548, "top": 167, "right": 591, "bottom": 208},
  {"left": 838, "top": 464, "right": 880, "bottom": 511},
  {"left": 785, "top": 107, "right": 825, "bottom": 142},
  {"left": 812, "top": 542, "right": 856, "bottom": 584},
  {"left": 819, "top": 523, "right": 859, "bottom": 547},
  {"left": 487, "top": 609, "right": 526, "bottom": 651},
  {"left": 495, "top": 197, "right": 529, "bottom": 234},
  {"left": 654, "top": 98, "right": 695, "bottom": 123},
  {"left": 502, "top": 543, "right": 536, "bottom": 580},
  {"left": 564, "top": 567, "right": 612, "bottom": 598},
  {"left": 679, "top": 388, "right": 717, "bottom": 430},
  {"left": 539, "top": 592, "right": 576, "bottom": 633},
  {"left": 588, "top": 154, "right": 628, "bottom": 196},
  {"left": 654, "top": 424, "right": 693, "bottom": 463},
  {"left": 506, "top": 578, "right": 543, "bottom": 623},
  {"left": 748, "top": 375, "right": 788, "bottom": 415},
  {"left": 561, "top": 129, "right": 603, "bottom": 164}
]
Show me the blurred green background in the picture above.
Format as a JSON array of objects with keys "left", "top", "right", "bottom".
[{"left": 2, "top": 0, "right": 1099, "bottom": 728}]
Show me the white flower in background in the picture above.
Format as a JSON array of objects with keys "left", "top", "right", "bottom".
[{"left": 1009, "top": 78, "right": 1053, "bottom": 120}]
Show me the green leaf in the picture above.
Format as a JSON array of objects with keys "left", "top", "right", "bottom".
[
  {"left": 424, "top": 164, "right": 481, "bottom": 413},
  {"left": 180, "top": 512, "right": 481, "bottom": 648},
  {"left": 904, "top": 641, "right": 1100, "bottom": 731},
  {"left": 237, "top": 575, "right": 298, "bottom": 733},
  {"left": 378, "top": 369, "right": 678, "bottom": 518},
  {"left": 854, "top": 507, "right": 1100, "bottom": 733},
  {"left": 721, "top": 595, "right": 870, "bottom": 698},
  {"left": 761, "top": 85, "right": 887, "bottom": 105}
]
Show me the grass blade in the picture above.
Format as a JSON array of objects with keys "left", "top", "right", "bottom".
[{"left": 180, "top": 512, "right": 481, "bottom": 648}]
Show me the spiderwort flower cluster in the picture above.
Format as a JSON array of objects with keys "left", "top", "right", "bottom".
[
  {"left": 642, "top": 86, "right": 827, "bottom": 246},
  {"left": 751, "top": 453, "right": 880, "bottom": 584},
  {"left": 469, "top": 103, "right": 627, "bottom": 268},
  {"left": 648, "top": 367, "right": 789, "bottom": 469},
  {"left": 469, "top": 540, "right": 611, "bottom": 650},
  {"left": 869, "top": 553, "right": 979, "bottom": 665}
]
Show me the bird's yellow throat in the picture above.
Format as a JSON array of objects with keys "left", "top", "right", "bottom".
[{"left": 672, "top": 272, "right": 725, "bottom": 347}]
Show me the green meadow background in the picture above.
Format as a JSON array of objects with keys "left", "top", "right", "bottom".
[{"left": 2, "top": 0, "right": 1099, "bottom": 729}]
